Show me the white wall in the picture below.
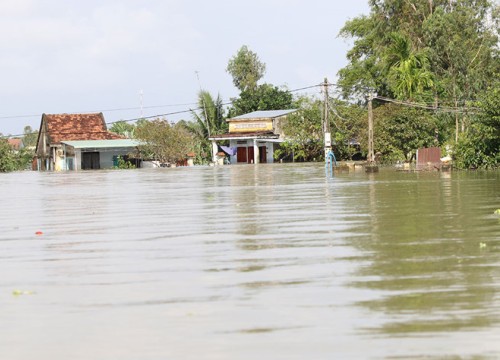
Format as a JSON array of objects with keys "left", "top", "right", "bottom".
[{"left": 228, "top": 139, "right": 276, "bottom": 164}]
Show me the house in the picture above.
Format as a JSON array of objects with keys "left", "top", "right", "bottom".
[
  {"left": 7, "top": 138, "right": 24, "bottom": 151},
  {"left": 208, "top": 109, "right": 297, "bottom": 164},
  {"left": 35, "top": 113, "right": 140, "bottom": 171}
]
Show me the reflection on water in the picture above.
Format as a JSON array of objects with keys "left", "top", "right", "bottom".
[
  {"left": 350, "top": 170, "right": 500, "bottom": 341},
  {"left": 0, "top": 165, "right": 499, "bottom": 359}
]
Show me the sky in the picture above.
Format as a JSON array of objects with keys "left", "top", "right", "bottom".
[{"left": 0, "top": 0, "right": 370, "bottom": 136}]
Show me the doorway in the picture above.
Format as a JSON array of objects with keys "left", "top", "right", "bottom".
[{"left": 82, "top": 152, "right": 100, "bottom": 170}]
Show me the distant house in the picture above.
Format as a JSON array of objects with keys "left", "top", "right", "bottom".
[
  {"left": 35, "top": 113, "right": 140, "bottom": 171},
  {"left": 7, "top": 138, "right": 24, "bottom": 151},
  {"left": 208, "top": 109, "right": 297, "bottom": 164}
]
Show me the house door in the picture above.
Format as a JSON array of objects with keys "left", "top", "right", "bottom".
[
  {"left": 237, "top": 147, "right": 247, "bottom": 163},
  {"left": 259, "top": 146, "right": 267, "bottom": 163},
  {"left": 247, "top": 146, "right": 254, "bottom": 164},
  {"left": 82, "top": 152, "right": 100, "bottom": 170}
]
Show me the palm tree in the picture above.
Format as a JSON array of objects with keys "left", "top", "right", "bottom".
[
  {"left": 183, "top": 91, "right": 227, "bottom": 163},
  {"left": 109, "top": 121, "right": 136, "bottom": 138},
  {"left": 385, "top": 33, "right": 434, "bottom": 100}
]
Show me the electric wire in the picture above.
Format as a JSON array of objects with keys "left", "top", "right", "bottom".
[{"left": 0, "top": 82, "right": 482, "bottom": 139}]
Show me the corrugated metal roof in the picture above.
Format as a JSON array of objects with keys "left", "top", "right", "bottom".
[
  {"left": 230, "top": 109, "right": 297, "bottom": 121},
  {"left": 209, "top": 131, "right": 279, "bottom": 140},
  {"left": 61, "top": 139, "right": 141, "bottom": 149}
]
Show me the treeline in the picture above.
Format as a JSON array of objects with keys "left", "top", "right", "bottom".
[
  {"left": 2, "top": 0, "right": 498, "bottom": 171},
  {"left": 0, "top": 126, "right": 37, "bottom": 172},
  {"left": 336, "top": 0, "right": 499, "bottom": 168}
]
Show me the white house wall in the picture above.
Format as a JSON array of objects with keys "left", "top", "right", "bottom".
[{"left": 228, "top": 139, "right": 275, "bottom": 164}]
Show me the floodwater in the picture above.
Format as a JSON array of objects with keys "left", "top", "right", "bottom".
[{"left": 1, "top": 164, "right": 499, "bottom": 359}]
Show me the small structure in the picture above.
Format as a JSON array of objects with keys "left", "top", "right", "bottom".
[
  {"left": 35, "top": 113, "right": 140, "bottom": 171},
  {"left": 7, "top": 138, "right": 24, "bottom": 151},
  {"left": 209, "top": 109, "right": 297, "bottom": 164},
  {"left": 416, "top": 147, "right": 441, "bottom": 170}
]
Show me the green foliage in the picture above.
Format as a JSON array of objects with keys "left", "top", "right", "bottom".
[
  {"left": 476, "top": 81, "right": 500, "bottom": 128},
  {"left": 374, "top": 104, "right": 438, "bottom": 163},
  {"left": 276, "top": 97, "right": 323, "bottom": 162},
  {"left": 0, "top": 140, "right": 32, "bottom": 172},
  {"left": 109, "top": 121, "right": 136, "bottom": 138},
  {"left": 226, "top": 45, "right": 266, "bottom": 92},
  {"left": 453, "top": 81, "right": 500, "bottom": 169},
  {"left": 182, "top": 91, "right": 227, "bottom": 164},
  {"left": 338, "top": 0, "right": 499, "bottom": 104},
  {"left": 135, "top": 119, "right": 193, "bottom": 164},
  {"left": 338, "top": 0, "right": 499, "bottom": 164},
  {"left": 229, "top": 84, "right": 294, "bottom": 117},
  {"left": 0, "top": 140, "right": 19, "bottom": 172},
  {"left": 23, "top": 126, "right": 38, "bottom": 148},
  {"left": 274, "top": 97, "right": 368, "bottom": 162},
  {"left": 385, "top": 33, "right": 434, "bottom": 100},
  {"left": 328, "top": 100, "right": 368, "bottom": 160},
  {"left": 113, "top": 156, "right": 136, "bottom": 169},
  {"left": 453, "top": 122, "right": 499, "bottom": 169}
]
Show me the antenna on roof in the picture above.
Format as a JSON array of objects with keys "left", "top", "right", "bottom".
[{"left": 139, "top": 89, "right": 144, "bottom": 119}]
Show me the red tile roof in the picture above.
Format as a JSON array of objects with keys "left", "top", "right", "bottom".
[
  {"left": 7, "top": 138, "right": 23, "bottom": 150},
  {"left": 43, "top": 113, "right": 123, "bottom": 143}
]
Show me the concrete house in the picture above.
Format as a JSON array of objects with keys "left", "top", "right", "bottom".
[
  {"left": 35, "top": 113, "right": 140, "bottom": 171},
  {"left": 209, "top": 109, "right": 297, "bottom": 164}
]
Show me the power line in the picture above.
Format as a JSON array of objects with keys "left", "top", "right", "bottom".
[
  {"left": 0, "top": 102, "right": 200, "bottom": 121},
  {"left": 374, "top": 95, "right": 480, "bottom": 113}
]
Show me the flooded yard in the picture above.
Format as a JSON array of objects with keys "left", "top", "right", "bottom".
[{"left": 1, "top": 164, "right": 499, "bottom": 359}]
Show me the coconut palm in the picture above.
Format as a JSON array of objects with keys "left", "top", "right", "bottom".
[
  {"left": 385, "top": 33, "right": 434, "bottom": 100},
  {"left": 183, "top": 91, "right": 227, "bottom": 163}
]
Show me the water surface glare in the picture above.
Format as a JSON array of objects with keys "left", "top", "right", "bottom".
[{"left": 1, "top": 164, "right": 499, "bottom": 359}]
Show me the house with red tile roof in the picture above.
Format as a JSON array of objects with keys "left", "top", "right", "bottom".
[
  {"left": 7, "top": 138, "right": 24, "bottom": 151},
  {"left": 35, "top": 113, "right": 140, "bottom": 171}
]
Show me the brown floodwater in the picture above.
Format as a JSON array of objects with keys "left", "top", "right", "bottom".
[{"left": 1, "top": 164, "right": 499, "bottom": 359}]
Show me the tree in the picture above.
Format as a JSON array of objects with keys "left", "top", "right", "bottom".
[
  {"left": 385, "top": 33, "right": 434, "bottom": 100},
  {"left": 338, "top": 0, "right": 499, "bottom": 102},
  {"left": 0, "top": 140, "right": 33, "bottom": 172},
  {"left": 23, "top": 126, "right": 38, "bottom": 148},
  {"left": 109, "top": 121, "right": 136, "bottom": 138},
  {"left": 328, "top": 99, "right": 367, "bottom": 160},
  {"left": 135, "top": 119, "right": 193, "bottom": 164},
  {"left": 374, "top": 104, "right": 438, "bottom": 163},
  {"left": 338, "top": 0, "right": 499, "bottom": 161},
  {"left": 453, "top": 80, "right": 500, "bottom": 169},
  {"left": 226, "top": 45, "right": 266, "bottom": 92},
  {"left": 228, "top": 83, "right": 294, "bottom": 117},
  {"left": 276, "top": 97, "right": 323, "bottom": 162},
  {"left": 0, "top": 140, "right": 18, "bottom": 172},
  {"left": 182, "top": 91, "right": 227, "bottom": 164}
]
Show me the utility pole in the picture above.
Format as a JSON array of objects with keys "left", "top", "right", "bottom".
[
  {"left": 366, "top": 92, "right": 378, "bottom": 173},
  {"left": 367, "top": 93, "right": 374, "bottom": 163},
  {"left": 323, "top": 78, "right": 331, "bottom": 157}
]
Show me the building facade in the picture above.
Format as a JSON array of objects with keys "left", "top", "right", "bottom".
[
  {"left": 35, "top": 113, "right": 139, "bottom": 171},
  {"left": 209, "top": 109, "right": 296, "bottom": 164}
]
